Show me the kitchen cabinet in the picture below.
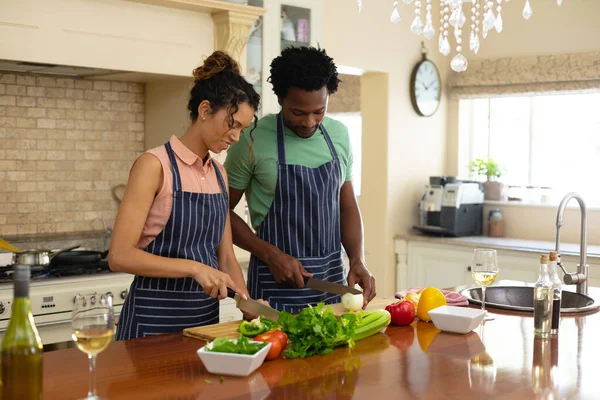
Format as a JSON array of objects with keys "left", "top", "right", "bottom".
[
  {"left": 406, "top": 242, "right": 472, "bottom": 290},
  {"left": 397, "top": 239, "right": 597, "bottom": 291},
  {"left": 246, "top": 0, "right": 323, "bottom": 116}
]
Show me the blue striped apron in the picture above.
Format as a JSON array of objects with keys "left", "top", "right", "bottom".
[
  {"left": 247, "top": 112, "right": 346, "bottom": 314},
  {"left": 116, "top": 142, "right": 227, "bottom": 340}
]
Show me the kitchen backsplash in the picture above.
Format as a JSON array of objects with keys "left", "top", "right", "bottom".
[{"left": 0, "top": 73, "right": 145, "bottom": 236}]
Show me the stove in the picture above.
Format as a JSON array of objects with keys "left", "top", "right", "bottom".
[
  {"left": 0, "top": 262, "right": 134, "bottom": 346},
  {"left": 0, "top": 261, "right": 112, "bottom": 283}
]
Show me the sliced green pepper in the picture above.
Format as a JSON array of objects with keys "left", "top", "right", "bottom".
[{"left": 238, "top": 316, "right": 276, "bottom": 337}]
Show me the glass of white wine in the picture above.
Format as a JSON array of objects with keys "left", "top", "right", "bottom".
[
  {"left": 471, "top": 249, "right": 499, "bottom": 321},
  {"left": 72, "top": 293, "right": 115, "bottom": 400}
]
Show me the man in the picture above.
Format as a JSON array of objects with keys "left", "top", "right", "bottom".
[{"left": 224, "top": 46, "right": 375, "bottom": 313}]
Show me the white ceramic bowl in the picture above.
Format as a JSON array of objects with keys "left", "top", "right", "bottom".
[
  {"left": 428, "top": 306, "right": 486, "bottom": 334},
  {"left": 197, "top": 340, "right": 271, "bottom": 377}
]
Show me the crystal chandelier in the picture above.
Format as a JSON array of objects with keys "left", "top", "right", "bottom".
[{"left": 357, "top": 0, "right": 565, "bottom": 72}]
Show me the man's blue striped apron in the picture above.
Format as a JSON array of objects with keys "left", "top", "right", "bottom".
[
  {"left": 116, "top": 141, "right": 227, "bottom": 340},
  {"left": 247, "top": 112, "right": 346, "bottom": 314}
]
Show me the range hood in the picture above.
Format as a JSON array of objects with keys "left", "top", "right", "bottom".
[
  {"left": 0, "top": 59, "right": 122, "bottom": 78},
  {"left": 0, "top": 59, "right": 186, "bottom": 82}
]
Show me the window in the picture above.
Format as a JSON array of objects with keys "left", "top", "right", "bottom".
[
  {"left": 458, "top": 92, "right": 600, "bottom": 204},
  {"left": 329, "top": 112, "right": 362, "bottom": 196}
]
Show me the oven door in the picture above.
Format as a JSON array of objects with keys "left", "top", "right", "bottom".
[
  {"left": 0, "top": 273, "right": 133, "bottom": 350},
  {"left": 0, "top": 304, "right": 125, "bottom": 350}
]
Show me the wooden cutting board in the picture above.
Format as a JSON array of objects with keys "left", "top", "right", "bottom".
[
  {"left": 183, "top": 298, "right": 394, "bottom": 342},
  {"left": 183, "top": 320, "right": 242, "bottom": 341}
]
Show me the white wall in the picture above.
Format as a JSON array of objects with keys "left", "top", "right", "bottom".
[
  {"left": 0, "top": 0, "right": 213, "bottom": 76},
  {"left": 322, "top": 1, "right": 449, "bottom": 296},
  {"left": 145, "top": 79, "right": 194, "bottom": 150},
  {"left": 446, "top": 0, "right": 600, "bottom": 245}
]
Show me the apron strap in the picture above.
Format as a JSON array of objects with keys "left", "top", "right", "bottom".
[
  {"left": 319, "top": 123, "right": 340, "bottom": 162},
  {"left": 164, "top": 142, "right": 183, "bottom": 192},
  {"left": 212, "top": 160, "right": 228, "bottom": 195},
  {"left": 276, "top": 112, "right": 287, "bottom": 165}
]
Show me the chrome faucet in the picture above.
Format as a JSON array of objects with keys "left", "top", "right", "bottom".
[{"left": 555, "top": 193, "right": 588, "bottom": 295}]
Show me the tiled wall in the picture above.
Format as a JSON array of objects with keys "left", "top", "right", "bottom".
[{"left": 0, "top": 73, "right": 144, "bottom": 236}]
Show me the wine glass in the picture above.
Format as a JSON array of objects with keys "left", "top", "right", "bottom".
[
  {"left": 72, "top": 293, "right": 115, "bottom": 400},
  {"left": 471, "top": 249, "right": 499, "bottom": 321}
]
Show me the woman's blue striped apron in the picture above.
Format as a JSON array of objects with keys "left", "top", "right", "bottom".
[
  {"left": 247, "top": 112, "right": 346, "bottom": 314},
  {"left": 116, "top": 141, "right": 228, "bottom": 340}
]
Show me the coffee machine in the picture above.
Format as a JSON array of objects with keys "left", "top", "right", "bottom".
[{"left": 414, "top": 176, "right": 484, "bottom": 237}]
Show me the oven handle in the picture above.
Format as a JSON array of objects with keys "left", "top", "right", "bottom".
[
  {"left": 0, "top": 310, "right": 122, "bottom": 332},
  {"left": 0, "top": 319, "right": 70, "bottom": 332},
  {"left": 35, "top": 320, "right": 73, "bottom": 328}
]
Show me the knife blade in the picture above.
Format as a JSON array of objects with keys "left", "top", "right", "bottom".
[
  {"left": 226, "top": 289, "right": 280, "bottom": 321},
  {"left": 303, "top": 277, "right": 363, "bottom": 295}
]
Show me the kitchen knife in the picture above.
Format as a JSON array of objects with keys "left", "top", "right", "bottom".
[
  {"left": 303, "top": 277, "right": 363, "bottom": 295},
  {"left": 226, "top": 289, "right": 280, "bottom": 321}
]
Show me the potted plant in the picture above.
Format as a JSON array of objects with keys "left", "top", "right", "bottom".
[{"left": 469, "top": 157, "right": 505, "bottom": 201}]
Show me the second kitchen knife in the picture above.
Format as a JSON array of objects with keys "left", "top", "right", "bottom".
[{"left": 303, "top": 276, "right": 363, "bottom": 296}]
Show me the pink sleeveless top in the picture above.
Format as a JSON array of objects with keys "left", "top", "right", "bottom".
[{"left": 136, "top": 135, "right": 228, "bottom": 249}]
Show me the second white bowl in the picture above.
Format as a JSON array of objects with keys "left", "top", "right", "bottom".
[{"left": 428, "top": 306, "right": 486, "bottom": 334}]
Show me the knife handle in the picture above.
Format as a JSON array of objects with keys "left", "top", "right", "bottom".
[
  {"left": 303, "top": 276, "right": 310, "bottom": 287},
  {"left": 226, "top": 287, "right": 236, "bottom": 299}
]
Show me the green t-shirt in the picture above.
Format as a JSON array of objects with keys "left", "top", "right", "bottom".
[{"left": 224, "top": 114, "right": 353, "bottom": 229}]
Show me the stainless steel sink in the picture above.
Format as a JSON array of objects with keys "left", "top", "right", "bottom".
[{"left": 460, "top": 286, "right": 600, "bottom": 314}]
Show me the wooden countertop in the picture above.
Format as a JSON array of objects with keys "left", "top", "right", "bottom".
[{"left": 43, "top": 290, "right": 600, "bottom": 400}]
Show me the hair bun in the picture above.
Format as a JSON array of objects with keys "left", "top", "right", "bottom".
[{"left": 193, "top": 51, "right": 241, "bottom": 82}]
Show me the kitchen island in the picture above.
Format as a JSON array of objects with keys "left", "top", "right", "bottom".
[{"left": 44, "top": 293, "right": 599, "bottom": 400}]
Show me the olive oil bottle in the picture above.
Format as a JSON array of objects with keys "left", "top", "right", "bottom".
[
  {"left": 1, "top": 265, "right": 43, "bottom": 399},
  {"left": 533, "top": 255, "right": 554, "bottom": 339}
]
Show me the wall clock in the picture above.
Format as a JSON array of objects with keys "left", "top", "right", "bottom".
[{"left": 410, "top": 48, "right": 441, "bottom": 117}]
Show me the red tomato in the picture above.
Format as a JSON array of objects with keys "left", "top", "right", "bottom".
[
  {"left": 255, "top": 332, "right": 283, "bottom": 361},
  {"left": 269, "top": 331, "right": 288, "bottom": 349},
  {"left": 255, "top": 331, "right": 287, "bottom": 348},
  {"left": 385, "top": 300, "right": 415, "bottom": 326}
]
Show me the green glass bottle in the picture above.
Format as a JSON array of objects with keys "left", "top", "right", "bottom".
[{"left": 1, "top": 265, "right": 43, "bottom": 399}]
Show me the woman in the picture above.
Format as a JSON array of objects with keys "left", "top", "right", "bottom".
[{"left": 110, "top": 51, "right": 260, "bottom": 340}]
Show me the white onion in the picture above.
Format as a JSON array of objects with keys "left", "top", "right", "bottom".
[{"left": 342, "top": 293, "right": 364, "bottom": 311}]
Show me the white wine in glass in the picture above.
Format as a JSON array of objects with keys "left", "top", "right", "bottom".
[
  {"left": 72, "top": 293, "right": 114, "bottom": 400},
  {"left": 471, "top": 271, "right": 499, "bottom": 287},
  {"left": 471, "top": 249, "right": 499, "bottom": 321}
]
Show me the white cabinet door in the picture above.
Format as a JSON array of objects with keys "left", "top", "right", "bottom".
[
  {"left": 403, "top": 239, "right": 599, "bottom": 292},
  {"left": 405, "top": 242, "right": 544, "bottom": 290},
  {"left": 407, "top": 242, "right": 472, "bottom": 289},
  {"left": 493, "top": 250, "right": 539, "bottom": 284}
]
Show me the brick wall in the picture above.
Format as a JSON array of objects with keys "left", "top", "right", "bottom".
[
  {"left": 328, "top": 74, "right": 360, "bottom": 114},
  {"left": 0, "top": 73, "right": 144, "bottom": 236}
]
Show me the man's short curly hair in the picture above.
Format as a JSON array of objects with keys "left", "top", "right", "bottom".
[{"left": 268, "top": 46, "right": 341, "bottom": 99}]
